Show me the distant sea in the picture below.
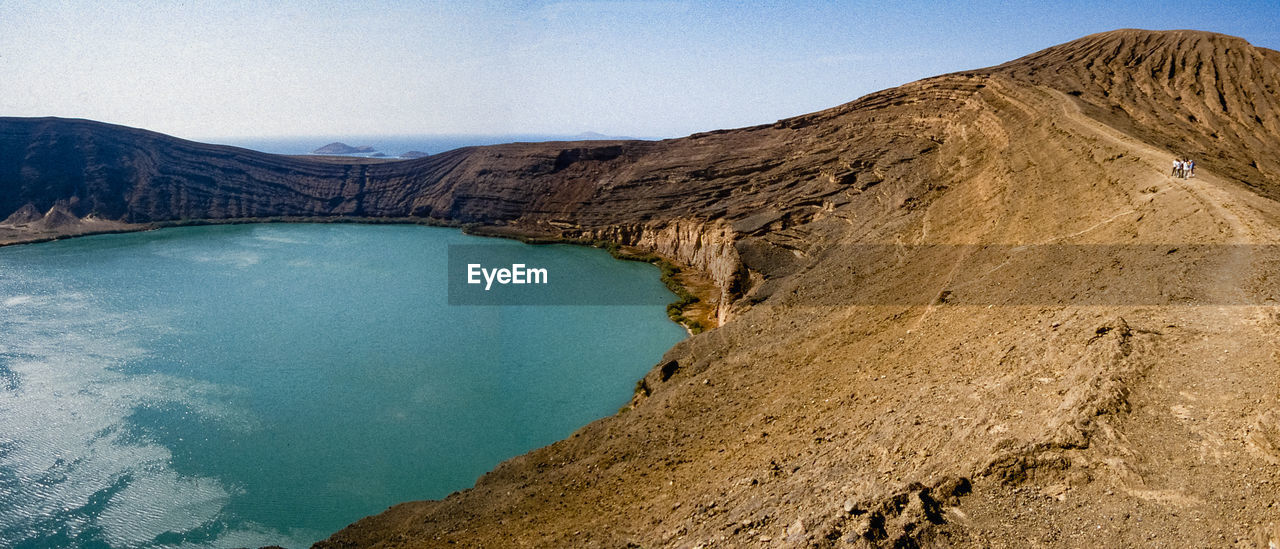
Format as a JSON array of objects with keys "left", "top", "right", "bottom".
[{"left": 207, "top": 133, "right": 645, "bottom": 157}]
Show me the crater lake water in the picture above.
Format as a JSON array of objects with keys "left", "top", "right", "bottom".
[{"left": 0, "top": 224, "right": 687, "bottom": 548}]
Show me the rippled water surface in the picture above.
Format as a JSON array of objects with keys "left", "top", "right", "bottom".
[{"left": 0, "top": 224, "right": 685, "bottom": 548}]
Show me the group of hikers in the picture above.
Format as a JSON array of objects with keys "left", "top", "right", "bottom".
[{"left": 1172, "top": 157, "right": 1196, "bottom": 179}]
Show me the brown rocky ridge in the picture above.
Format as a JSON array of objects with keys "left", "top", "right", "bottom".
[{"left": 3, "top": 28, "right": 1280, "bottom": 547}]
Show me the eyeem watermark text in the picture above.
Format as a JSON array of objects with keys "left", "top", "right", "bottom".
[
  {"left": 467, "top": 263, "right": 549, "bottom": 291},
  {"left": 448, "top": 244, "right": 665, "bottom": 305}
]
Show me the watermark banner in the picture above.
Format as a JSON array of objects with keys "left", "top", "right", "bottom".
[
  {"left": 447, "top": 243, "right": 673, "bottom": 305},
  {"left": 754, "top": 244, "right": 1280, "bottom": 306}
]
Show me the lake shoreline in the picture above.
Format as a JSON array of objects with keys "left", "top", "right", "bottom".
[{"left": 0, "top": 216, "right": 719, "bottom": 333}]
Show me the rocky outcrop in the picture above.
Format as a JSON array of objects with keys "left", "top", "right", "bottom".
[
  {"left": 2, "top": 200, "right": 94, "bottom": 231},
  {"left": 572, "top": 219, "right": 746, "bottom": 323},
  {"left": 0, "top": 202, "right": 41, "bottom": 225},
  {"left": 32, "top": 202, "right": 81, "bottom": 230}
]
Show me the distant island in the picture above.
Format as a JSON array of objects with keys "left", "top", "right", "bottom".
[
  {"left": 312, "top": 142, "right": 377, "bottom": 155},
  {"left": 303, "top": 135, "right": 631, "bottom": 158},
  {"left": 570, "top": 131, "right": 634, "bottom": 140}
]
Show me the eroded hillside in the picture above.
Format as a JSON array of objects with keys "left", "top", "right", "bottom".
[{"left": 318, "top": 30, "right": 1280, "bottom": 548}]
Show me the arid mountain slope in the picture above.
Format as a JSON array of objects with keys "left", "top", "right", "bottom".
[
  {"left": 0, "top": 101, "right": 948, "bottom": 313},
  {"left": 318, "top": 30, "right": 1280, "bottom": 548},
  {"left": 3, "top": 29, "right": 1280, "bottom": 548},
  {"left": 987, "top": 29, "right": 1280, "bottom": 200}
]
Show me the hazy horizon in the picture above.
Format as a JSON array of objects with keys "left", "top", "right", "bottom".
[
  {"left": 4, "top": 1, "right": 1279, "bottom": 140},
  {"left": 208, "top": 132, "right": 650, "bottom": 156}
]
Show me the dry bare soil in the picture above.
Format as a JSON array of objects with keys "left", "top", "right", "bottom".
[{"left": 318, "top": 30, "right": 1280, "bottom": 548}]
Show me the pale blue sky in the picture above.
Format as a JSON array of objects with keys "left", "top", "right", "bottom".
[{"left": 2, "top": 1, "right": 1277, "bottom": 140}]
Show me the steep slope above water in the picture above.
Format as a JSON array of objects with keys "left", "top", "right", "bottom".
[{"left": 316, "top": 30, "right": 1280, "bottom": 548}]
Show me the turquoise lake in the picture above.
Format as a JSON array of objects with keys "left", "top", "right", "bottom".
[{"left": 0, "top": 224, "right": 687, "bottom": 548}]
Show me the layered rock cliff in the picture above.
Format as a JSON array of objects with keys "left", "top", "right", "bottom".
[
  {"left": 4, "top": 29, "right": 1280, "bottom": 548},
  {"left": 571, "top": 219, "right": 745, "bottom": 323}
]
